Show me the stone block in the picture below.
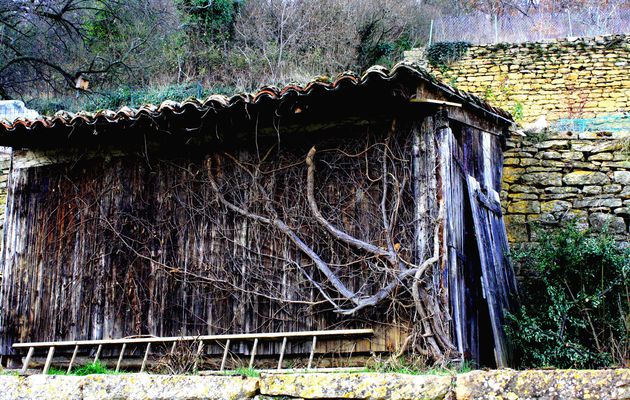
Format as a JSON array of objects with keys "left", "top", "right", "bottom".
[
  {"left": 563, "top": 171, "right": 610, "bottom": 186},
  {"left": 561, "top": 151, "right": 584, "bottom": 160},
  {"left": 510, "top": 193, "right": 538, "bottom": 200},
  {"left": 588, "top": 152, "right": 614, "bottom": 161},
  {"left": 589, "top": 213, "right": 627, "bottom": 233},
  {"left": 582, "top": 185, "right": 603, "bottom": 195},
  {"left": 508, "top": 200, "right": 540, "bottom": 214},
  {"left": 541, "top": 200, "right": 572, "bottom": 213},
  {"left": 544, "top": 186, "right": 579, "bottom": 194},
  {"left": 519, "top": 158, "right": 540, "bottom": 167},
  {"left": 614, "top": 207, "right": 630, "bottom": 216},
  {"left": 541, "top": 159, "right": 567, "bottom": 168},
  {"left": 613, "top": 171, "right": 630, "bottom": 185},
  {"left": 502, "top": 167, "right": 525, "bottom": 184},
  {"left": 81, "top": 375, "right": 260, "bottom": 400},
  {"left": 456, "top": 369, "right": 630, "bottom": 400},
  {"left": 602, "top": 161, "right": 630, "bottom": 169},
  {"left": 541, "top": 151, "right": 561, "bottom": 159},
  {"left": 521, "top": 172, "right": 563, "bottom": 187},
  {"left": 540, "top": 193, "right": 578, "bottom": 200},
  {"left": 511, "top": 185, "right": 539, "bottom": 193},
  {"left": 260, "top": 373, "right": 452, "bottom": 400},
  {"left": 503, "top": 157, "right": 519, "bottom": 166},
  {"left": 604, "top": 184, "right": 622, "bottom": 193},
  {"left": 504, "top": 214, "right": 529, "bottom": 242},
  {"left": 535, "top": 140, "right": 570, "bottom": 150},
  {"left": 574, "top": 197, "right": 622, "bottom": 209}
]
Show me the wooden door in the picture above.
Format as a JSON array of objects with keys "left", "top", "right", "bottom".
[{"left": 466, "top": 175, "right": 518, "bottom": 367}]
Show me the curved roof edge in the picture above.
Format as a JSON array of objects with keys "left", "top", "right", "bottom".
[{"left": 0, "top": 62, "right": 513, "bottom": 134}]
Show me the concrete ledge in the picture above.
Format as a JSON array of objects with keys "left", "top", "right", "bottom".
[
  {"left": 0, "top": 374, "right": 259, "bottom": 400},
  {"left": 0, "top": 369, "right": 628, "bottom": 399},
  {"left": 456, "top": 369, "right": 630, "bottom": 400},
  {"left": 259, "top": 372, "right": 452, "bottom": 399}
]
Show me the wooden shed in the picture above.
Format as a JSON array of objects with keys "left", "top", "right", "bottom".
[{"left": 0, "top": 63, "right": 517, "bottom": 367}]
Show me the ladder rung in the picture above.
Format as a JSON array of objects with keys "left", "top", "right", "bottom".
[
  {"left": 115, "top": 343, "right": 126, "bottom": 372},
  {"left": 67, "top": 345, "right": 79, "bottom": 373},
  {"left": 248, "top": 338, "right": 258, "bottom": 369},
  {"left": 220, "top": 339, "right": 230, "bottom": 372},
  {"left": 21, "top": 347, "right": 34, "bottom": 374},
  {"left": 43, "top": 346, "right": 55, "bottom": 374},
  {"left": 140, "top": 343, "right": 151, "bottom": 373},
  {"left": 307, "top": 336, "right": 317, "bottom": 370},
  {"left": 277, "top": 337, "right": 287, "bottom": 371}
]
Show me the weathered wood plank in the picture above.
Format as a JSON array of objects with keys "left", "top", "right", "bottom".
[{"left": 466, "top": 176, "right": 509, "bottom": 367}]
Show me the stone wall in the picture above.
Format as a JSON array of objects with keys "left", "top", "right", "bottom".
[
  {"left": 405, "top": 34, "right": 629, "bottom": 124},
  {"left": 0, "top": 370, "right": 628, "bottom": 399},
  {"left": 501, "top": 131, "right": 629, "bottom": 244}
]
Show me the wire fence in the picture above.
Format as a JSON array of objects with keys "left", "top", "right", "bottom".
[{"left": 428, "top": 9, "right": 629, "bottom": 45}]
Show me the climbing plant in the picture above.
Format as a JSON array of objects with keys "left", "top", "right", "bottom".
[{"left": 426, "top": 42, "right": 471, "bottom": 70}]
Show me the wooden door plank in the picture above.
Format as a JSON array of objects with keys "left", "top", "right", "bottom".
[{"left": 466, "top": 176, "right": 509, "bottom": 367}]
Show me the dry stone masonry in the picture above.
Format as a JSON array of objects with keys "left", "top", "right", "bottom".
[
  {"left": 406, "top": 34, "right": 629, "bottom": 124},
  {"left": 406, "top": 34, "right": 630, "bottom": 244},
  {"left": 501, "top": 131, "right": 629, "bottom": 244}
]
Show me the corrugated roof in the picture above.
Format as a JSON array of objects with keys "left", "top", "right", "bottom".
[{"left": 0, "top": 62, "right": 512, "bottom": 138}]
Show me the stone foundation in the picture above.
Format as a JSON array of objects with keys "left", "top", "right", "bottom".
[{"left": 0, "top": 370, "right": 628, "bottom": 399}]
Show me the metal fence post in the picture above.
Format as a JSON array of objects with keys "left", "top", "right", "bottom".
[{"left": 494, "top": 14, "right": 499, "bottom": 43}]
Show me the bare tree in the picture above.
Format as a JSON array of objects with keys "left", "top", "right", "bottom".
[{"left": 0, "top": 0, "right": 173, "bottom": 99}]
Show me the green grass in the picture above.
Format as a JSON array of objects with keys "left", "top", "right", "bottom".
[
  {"left": 217, "top": 367, "right": 260, "bottom": 377},
  {"left": 47, "top": 361, "right": 121, "bottom": 376},
  {"left": 365, "top": 359, "right": 474, "bottom": 375},
  {"left": 25, "top": 83, "right": 241, "bottom": 116}
]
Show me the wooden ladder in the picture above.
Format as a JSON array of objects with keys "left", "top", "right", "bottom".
[{"left": 13, "top": 329, "right": 374, "bottom": 374}]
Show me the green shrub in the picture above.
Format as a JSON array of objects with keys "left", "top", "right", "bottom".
[{"left": 507, "top": 223, "right": 629, "bottom": 369}]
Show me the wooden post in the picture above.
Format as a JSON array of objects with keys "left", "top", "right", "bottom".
[
  {"left": 307, "top": 336, "right": 317, "bottom": 370},
  {"left": 248, "top": 338, "right": 258, "bottom": 369},
  {"left": 42, "top": 346, "right": 55, "bottom": 374},
  {"left": 140, "top": 343, "right": 151, "bottom": 373},
  {"left": 193, "top": 341, "right": 204, "bottom": 371},
  {"left": 67, "top": 345, "right": 79, "bottom": 373},
  {"left": 21, "top": 347, "right": 34, "bottom": 374},
  {"left": 220, "top": 339, "right": 230, "bottom": 372},
  {"left": 115, "top": 343, "right": 126, "bottom": 372},
  {"left": 93, "top": 344, "right": 102, "bottom": 363},
  {"left": 277, "top": 337, "right": 287, "bottom": 371}
]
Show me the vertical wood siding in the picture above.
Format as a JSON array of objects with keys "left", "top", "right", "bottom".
[{"left": 1, "top": 120, "right": 441, "bottom": 356}]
